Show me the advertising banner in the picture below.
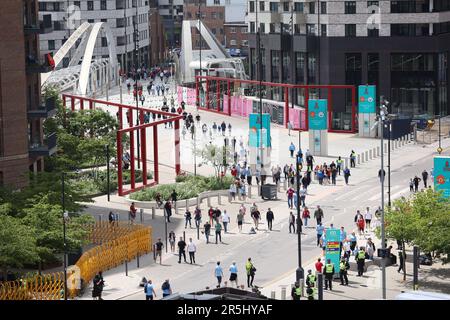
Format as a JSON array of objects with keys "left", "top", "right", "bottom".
[
  {"left": 325, "top": 228, "right": 341, "bottom": 274},
  {"left": 358, "top": 85, "right": 376, "bottom": 114},
  {"left": 249, "top": 114, "right": 271, "bottom": 148},
  {"left": 434, "top": 156, "right": 450, "bottom": 198},
  {"left": 308, "top": 99, "right": 328, "bottom": 130}
]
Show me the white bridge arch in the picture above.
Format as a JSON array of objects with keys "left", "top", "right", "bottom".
[{"left": 41, "top": 22, "right": 118, "bottom": 96}]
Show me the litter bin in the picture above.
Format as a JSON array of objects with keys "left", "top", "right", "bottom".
[{"left": 261, "top": 184, "right": 277, "bottom": 200}]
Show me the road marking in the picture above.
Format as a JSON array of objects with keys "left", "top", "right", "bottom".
[{"left": 390, "top": 187, "right": 411, "bottom": 200}]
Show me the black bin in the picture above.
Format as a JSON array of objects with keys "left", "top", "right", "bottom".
[{"left": 261, "top": 184, "right": 277, "bottom": 200}]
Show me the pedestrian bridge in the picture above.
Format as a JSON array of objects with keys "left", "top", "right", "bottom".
[{"left": 41, "top": 22, "right": 118, "bottom": 95}]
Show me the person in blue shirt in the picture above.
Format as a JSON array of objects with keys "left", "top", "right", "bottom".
[
  {"left": 289, "top": 143, "right": 296, "bottom": 158},
  {"left": 144, "top": 279, "right": 156, "bottom": 300},
  {"left": 339, "top": 226, "right": 347, "bottom": 255},
  {"left": 161, "top": 279, "right": 172, "bottom": 298},
  {"left": 215, "top": 261, "right": 224, "bottom": 288},
  {"left": 229, "top": 262, "right": 238, "bottom": 288},
  {"left": 316, "top": 222, "right": 324, "bottom": 246}
]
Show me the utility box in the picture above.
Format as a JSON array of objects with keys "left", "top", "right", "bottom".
[{"left": 261, "top": 184, "right": 277, "bottom": 200}]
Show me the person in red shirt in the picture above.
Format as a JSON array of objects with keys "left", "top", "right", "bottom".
[
  {"left": 231, "top": 166, "right": 238, "bottom": 178},
  {"left": 286, "top": 187, "right": 295, "bottom": 209},
  {"left": 315, "top": 258, "right": 323, "bottom": 274},
  {"left": 208, "top": 207, "right": 215, "bottom": 226},
  {"left": 129, "top": 202, "right": 137, "bottom": 224},
  {"left": 177, "top": 106, "right": 183, "bottom": 114}
]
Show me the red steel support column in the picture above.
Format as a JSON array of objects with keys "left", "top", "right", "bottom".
[
  {"left": 284, "top": 87, "right": 289, "bottom": 128},
  {"left": 117, "top": 131, "right": 123, "bottom": 196},
  {"left": 206, "top": 79, "right": 210, "bottom": 109},
  {"left": 328, "top": 88, "right": 332, "bottom": 130},
  {"left": 140, "top": 110, "right": 144, "bottom": 125},
  {"left": 141, "top": 126, "right": 147, "bottom": 185},
  {"left": 62, "top": 95, "right": 66, "bottom": 108},
  {"left": 174, "top": 120, "right": 181, "bottom": 175},
  {"left": 305, "top": 89, "right": 309, "bottom": 130},
  {"left": 80, "top": 98, "right": 84, "bottom": 110},
  {"left": 216, "top": 80, "right": 220, "bottom": 112},
  {"left": 196, "top": 76, "right": 199, "bottom": 107},
  {"left": 130, "top": 131, "right": 135, "bottom": 190},
  {"left": 71, "top": 97, "right": 75, "bottom": 111},
  {"left": 227, "top": 81, "right": 231, "bottom": 116},
  {"left": 351, "top": 87, "right": 356, "bottom": 133},
  {"left": 89, "top": 100, "right": 93, "bottom": 110},
  {"left": 153, "top": 126, "right": 159, "bottom": 183},
  {"left": 119, "top": 106, "right": 123, "bottom": 129}
]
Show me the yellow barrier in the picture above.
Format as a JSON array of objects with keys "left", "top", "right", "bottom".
[{"left": 0, "top": 221, "right": 152, "bottom": 300}]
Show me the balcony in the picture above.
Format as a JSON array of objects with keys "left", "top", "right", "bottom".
[
  {"left": 27, "top": 96, "right": 57, "bottom": 119},
  {"left": 26, "top": 56, "right": 53, "bottom": 74},
  {"left": 29, "top": 133, "right": 57, "bottom": 157},
  {"left": 23, "top": 21, "right": 52, "bottom": 35}
]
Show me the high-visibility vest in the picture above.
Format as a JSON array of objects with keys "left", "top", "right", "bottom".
[
  {"left": 307, "top": 274, "right": 316, "bottom": 283},
  {"left": 358, "top": 251, "right": 366, "bottom": 260},
  {"left": 340, "top": 262, "right": 346, "bottom": 271},
  {"left": 295, "top": 287, "right": 301, "bottom": 296},
  {"left": 307, "top": 288, "right": 315, "bottom": 299},
  {"left": 325, "top": 264, "right": 334, "bottom": 273}
]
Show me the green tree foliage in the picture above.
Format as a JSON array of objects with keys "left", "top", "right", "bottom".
[
  {"left": 0, "top": 215, "right": 39, "bottom": 279},
  {"left": 196, "top": 144, "right": 234, "bottom": 178}
]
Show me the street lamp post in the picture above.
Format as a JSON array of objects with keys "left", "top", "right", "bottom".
[
  {"left": 295, "top": 129, "right": 304, "bottom": 290},
  {"left": 256, "top": 1, "right": 264, "bottom": 193},
  {"left": 387, "top": 121, "right": 391, "bottom": 207},
  {"left": 61, "top": 172, "right": 68, "bottom": 301},
  {"left": 105, "top": 144, "right": 110, "bottom": 202},
  {"left": 379, "top": 98, "right": 388, "bottom": 300},
  {"left": 133, "top": 3, "right": 140, "bottom": 169},
  {"left": 198, "top": 2, "right": 203, "bottom": 110}
]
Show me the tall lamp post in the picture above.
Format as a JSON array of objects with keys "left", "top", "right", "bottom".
[
  {"left": 133, "top": 2, "right": 141, "bottom": 169},
  {"left": 61, "top": 172, "right": 68, "bottom": 301},
  {"left": 256, "top": 0, "right": 264, "bottom": 193},
  {"left": 295, "top": 129, "right": 304, "bottom": 288},
  {"left": 105, "top": 144, "right": 111, "bottom": 202},
  {"left": 198, "top": 2, "right": 203, "bottom": 110}
]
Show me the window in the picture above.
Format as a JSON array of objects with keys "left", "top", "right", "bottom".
[
  {"left": 242, "top": 27, "right": 248, "bottom": 33},
  {"left": 271, "top": 50, "right": 280, "bottom": 81},
  {"left": 54, "top": 2, "right": 60, "bottom": 11},
  {"left": 260, "top": 23, "right": 265, "bottom": 33},
  {"left": 308, "top": 53, "right": 316, "bottom": 83},
  {"left": 345, "top": 24, "right": 357, "bottom": 37},
  {"left": 368, "top": 27, "right": 379, "bottom": 37},
  {"left": 212, "top": 28, "right": 216, "bottom": 34},
  {"left": 307, "top": 24, "right": 315, "bottom": 35},
  {"left": 87, "top": 1, "right": 94, "bottom": 11},
  {"left": 391, "top": 24, "right": 429, "bottom": 36},
  {"left": 102, "top": 37, "right": 108, "bottom": 47},
  {"left": 345, "top": 1, "right": 356, "bottom": 14},
  {"left": 367, "top": 1, "right": 379, "bottom": 10},
  {"left": 294, "top": 2, "right": 304, "bottom": 12},
  {"left": 242, "top": 40, "right": 248, "bottom": 46},
  {"left": 296, "top": 52, "right": 305, "bottom": 83},
  {"left": 294, "top": 24, "right": 301, "bottom": 34},
  {"left": 435, "top": 0, "right": 450, "bottom": 11},
  {"left": 391, "top": 0, "right": 429, "bottom": 13},
  {"left": 101, "top": 0, "right": 107, "bottom": 10},
  {"left": 230, "top": 39, "right": 237, "bottom": 46},
  {"left": 283, "top": 2, "right": 289, "bottom": 12},
  {"left": 250, "top": 22, "right": 255, "bottom": 33},
  {"left": 230, "top": 27, "right": 236, "bottom": 33},
  {"left": 101, "top": 19, "right": 107, "bottom": 23},
  {"left": 74, "top": 1, "right": 80, "bottom": 9},
  {"left": 434, "top": 21, "right": 450, "bottom": 35},
  {"left": 282, "top": 51, "right": 291, "bottom": 81},
  {"left": 321, "top": 2, "right": 327, "bottom": 14},
  {"left": 212, "top": 12, "right": 217, "bottom": 19},
  {"left": 88, "top": 19, "right": 94, "bottom": 23},
  {"left": 368, "top": 53, "right": 379, "bottom": 86},
  {"left": 309, "top": 2, "right": 315, "bottom": 14},
  {"left": 249, "top": 1, "right": 255, "bottom": 12},
  {"left": 39, "top": 2, "right": 46, "bottom": 11},
  {"left": 270, "top": 23, "right": 276, "bottom": 33},
  {"left": 48, "top": 40, "right": 55, "bottom": 50},
  {"left": 270, "top": 2, "right": 278, "bottom": 12},
  {"left": 260, "top": 1, "right": 265, "bottom": 11}
]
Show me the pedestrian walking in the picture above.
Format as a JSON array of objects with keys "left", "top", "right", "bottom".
[
  {"left": 343, "top": 167, "right": 351, "bottom": 185},
  {"left": 299, "top": 187, "right": 306, "bottom": 207},
  {"left": 364, "top": 207, "right": 372, "bottom": 230},
  {"left": 187, "top": 238, "right": 196, "bottom": 264},
  {"left": 339, "top": 258, "right": 350, "bottom": 286},
  {"left": 229, "top": 183, "right": 237, "bottom": 201},
  {"left": 204, "top": 220, "right": 211, "bottom": 243},
  {"left": 286, "top": 187, "right": 295, "bottom": 209},
  {"left": 129, "top": 202, "right": 137, "bottom": 224},
  {"left": 215, "top": 222, "right": 223, "bottom": 244},
  {"left": 409, "top": 178, "right": 414, "bottom": 192},
  {"left": 222, "top": 210, "right": 230, "bottom": 233},
  {"left": 398, "top": 250, "right": 406, "bottom": 273},
  {"left": 289, "top": 212, "right": 296, "bottom": 233},
  {"left": 350, "top": 150, "right": 356, "bottom": 168},
  {"left": 324, "top": 259, "right": 335, "bottom": 291},
  {"left": 413, "top": 175, "right": 421, "bottom": 192},
  {"left": 92, "top": 272, "right": 105, "bottom": 300},
  {"left": 177, "top": 237, "right": 187, "bottom": 263},
  {"left": 194, "top": 207, "right": 202, "bottom": 228},
  {"left": 316, "top": 222, "right": 324, "bottom": 246},
  {"left": 245, "top": 258, "right": 256, "bottom": 288},
  {"left": 366, "top": 238, "right": 376, "bottom": 260},
  {"left": 251, "top": 208, "right": 260, "bottom": 230},
  {"left": 266, "top": 208, "right": 274, "bottom": 231},
  {"left": 154, "top": 238, "right": 164, "bottom": 264},
  {"left": 288, "top": 121, "right": 293, "bottom": 136},
  {"left": 422, "top": 170, "right": 429, "bottom": 188},
  {"left": 144, "top": 279, "right": 156, "bottom": 300},
  {"left": 289, "top": 142, "right": 296, "bottom": 158},
  {"left": 349, "top": 232, "right": 357, "bottom": 251},
  {"left": 215, "top": 261, "right": 223, "bottom": 288},
  {"left": 108, "top": 211, "right": 115, "bottom": 226},
  {"left": 314, "top": 258, "right": 323, "bottom": 274},
  {"left": 302, "top": 206, "right": 310, "bottom": 227},
  {"left": 356, "top": 247, "right": 366, "bottom": 276},
  {"left": 314, "top": 205, "right": 324, "bottom": 225},
  {"left": 237, "top": 210, "right": 244, "bottom": 233},
  {"left": 306, "top": 269, "right": 317, "bottom": 287},
  {"left": 164, "top": 201, "right": 172, "bottom": 222},
  {"left": 336, "top": 156, "right": 343, "bottom": 175},
  {"left": 229, "top": 262, "right": 238, "bottom": 287},
  {"left": 168, "top": 231, "right": 175, "bottom": 253},
  {"left": 161, "top": 279, "right": 172, "bottom": 298},
  {"left": 184, "top": 209, "right": 192, "bottom": 228}
]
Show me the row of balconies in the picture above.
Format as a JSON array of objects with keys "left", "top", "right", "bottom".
[
  {"left": 29, "top": 132, "right": 57, "bottom": 158},
  {"left": 27, "top": 96, "right": 57, "bottom": 119}
]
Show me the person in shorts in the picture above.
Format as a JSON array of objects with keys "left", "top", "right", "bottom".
[{"left": 154, "top": 238, "right": 164, "bottom": 264}]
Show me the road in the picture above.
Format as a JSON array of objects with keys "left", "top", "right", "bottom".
[{"left": 118, "top": 146, "right": 442, "bottom": 300}]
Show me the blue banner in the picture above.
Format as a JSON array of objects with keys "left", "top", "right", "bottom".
[
  {"left": 434, "top": 156, "right": 450, "bottom": 198},
  {"left": 358, "top": 85, "right": 376, "bottom": 114},
  {"left": 249, "top": 114, "right": 271, "bottom": 147},
  {"left": 325, "top": 228, "right": 341, "bottom": 274},
  {"left": 308, "top": 99, "right": 328, "bottom": 130}
]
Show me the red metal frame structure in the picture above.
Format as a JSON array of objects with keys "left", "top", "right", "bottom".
[
  {"left": 195, "top": 75, "right": 357, "bottom": 133},
  {"left": 62, "top": 93, "right": 183, "bottom": 196}
]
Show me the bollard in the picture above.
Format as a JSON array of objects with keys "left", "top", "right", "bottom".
[
  {"left": 357, "top": 154, "right": 361, "bottom": 164},
  {"left": 395, "top": 139, "right": 399, "bottom": 149},
  {"left": 277, "top": 183, "right": 281, "bottom": 192},
  {"left": 125, "top": 260, "right": 128, "bottom": 276},
  {"left": 98, "top": 215, "right": 102, "bottom": 222},
  {"left": 218, "top": 193, "right": 222, "bottom": 205},
  {"left": 344, "top": 158, "right": 349, "bottom": 168},
  {"left": 115, "top": 213, "right": 119, "bottom": 224},
  {"left": 258, "top": 185, "right": 261, "bottom": 196},
  {"left": 207, "top": 195, "right": 211, "bottom": 207},
  {"left": 140, "top": 209, "right": 144, "bottom": 223},
  {"left": 365, "top": 151, "right": 369, "bottom": 162},
  {"left": 137, "top": 253, "right": 140, "bottom": 268},
  {"left": 283, "top": 179, "right": 287, "bottom": 190},
  {"left": 271, "top": 291, "right": 276, "bottom": 299},
  {"left": 248, "top": 185, "right": 252, "bottom": 198},
  {"left": 281, "top": 286, "right": 287, "bottom": 300},
  {"left": 175, "top": 201, "right": 179, "bottom": 214},
  {"left": 369, "top": 149, "right": 372, "bottom": 160},
  {"left": 151, "top": 207, "right": 155, "bottom": 219},
  {"left": 185, "top": 199, "right": 189, "bottom": 211},
  {"left": 317, "top": 273, "right": 323, "bottom": 300},
  {"left": 377, "top": 146, "right": 380, "bottom": 157},
  {"left": 384, "top": 143, "right": 388, "bottom": 153},
  {"left": 197, "top": 225, "right": 200, "bottom": 240},
  {"left": 197, "top": 196, "right": 200, "bottom": 208},
  {"left": 183, "top": 231, "right": 186, "bottom": 242}
]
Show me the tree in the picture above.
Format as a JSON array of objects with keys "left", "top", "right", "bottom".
[
  {"left": 196, "top": 143, "right": 234, "bottom": 179},
  {"left": 0, "top": 215, "right": 39, "bottom": 280}
]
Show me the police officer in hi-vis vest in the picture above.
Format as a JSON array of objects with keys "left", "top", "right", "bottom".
[
  {"left": 340, "top": 258, "right": 350, "bottom": 286},
  {"left": 324, "top": 259, "right": 335, "bottom": 291},
  {"left": 306, "top": 283, "right": 315, "bottom": 300},
  {"left": 291, "top": 282, "right": 301, "bottom": 300},
  {"left": 306, "top": 269, "right": 316, "bottom": 288},
  {"left": 356, "top": 247, "right": 366, "bottom": 276}
]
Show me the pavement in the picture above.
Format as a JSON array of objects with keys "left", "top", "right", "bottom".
[{"left": 70, "top": 80, "right": 450, "bottom": 300}]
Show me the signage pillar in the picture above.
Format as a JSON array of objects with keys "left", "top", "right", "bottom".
[
  {"left": 308, "top": 99, "right": 328, "bottom": 156},
  {"left": 358, "top": 85, "right": 377, "bottom": 138},
  {"left": 434, "top": 156, "right": 450, "bottom": 198},
  {"left": 248, "top": 113, "right": 271, "bottom": 177}
]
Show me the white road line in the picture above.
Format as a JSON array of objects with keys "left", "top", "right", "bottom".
[
  {"left": 390, "top": 187, "right": 411, "bottom": 200},
  {"left": 334, "top": 187, "right": 368, "bottom": 201}
]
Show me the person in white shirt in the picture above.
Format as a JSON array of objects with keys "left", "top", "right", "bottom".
[
  {"left": 222, "top": 210, "right": 230, "bottom": 233},
  {"left": 364, "top": 207, "right": 373, "bottom": 230},
  {"left": 187, "top": 238, "right": 196, "bottom": 264}
]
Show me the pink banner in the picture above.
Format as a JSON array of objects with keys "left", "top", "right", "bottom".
[
  {"left": 288, "top": 108, "right": 307, "bottom": 130},
  {"left": 223, "top": 94, "right": 229, "bottom": 114},
  {"left": 177, "top": 86, "right": 183, "bottom": 104},
  {"left": 187, "top": 88, "right": 196, "bottom": 106}
]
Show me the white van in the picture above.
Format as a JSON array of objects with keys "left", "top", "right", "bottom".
[{"left": 395, "top": 291, "right": 450, "bottom": 300}]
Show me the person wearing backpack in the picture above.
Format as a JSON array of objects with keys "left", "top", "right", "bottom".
[
  {"left": 161, "top": 279, "right": 172, "bottom": 298},
  {"left": 343, "top": 167, "right": 351, "bottom": 185},
  {"left": 144, "top": 279, "right": 156, "bottom": 300}
]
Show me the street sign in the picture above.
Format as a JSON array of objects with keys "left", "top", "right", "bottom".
[
  {"left": 308, "top": 99, "right": 328, "bottom": 130},
  {"left": 249, "top": 113, "right": 271, "bottom": 147},
  {"left": 325, "top": 228, "right": 341, "bottom": 274},
  {"left": 434, "top": 156, "right": 450, "bottom": 198},
  {"left": 358, "top": 85, "right": 376, "bottom": 114}
]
